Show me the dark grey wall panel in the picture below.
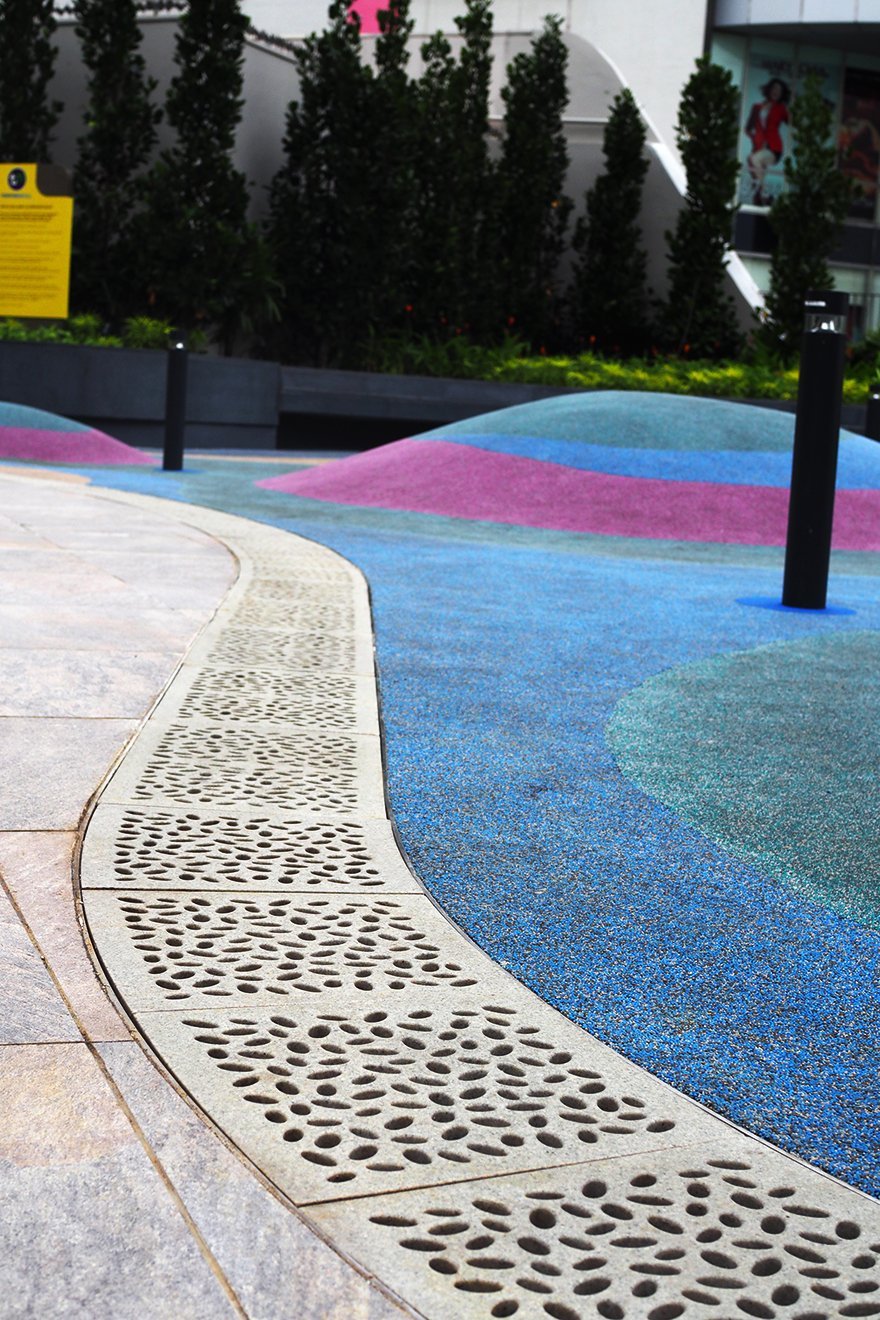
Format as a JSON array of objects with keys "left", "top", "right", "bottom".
[
  {"left": 0, "top": 343, "right": 281, "bottom": 442},
  {"left": 0, "top": 342, "right": 871, "bottom": 447}
]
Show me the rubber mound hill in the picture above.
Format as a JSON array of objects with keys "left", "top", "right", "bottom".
[
  {"left": 0, "top": 402, "right": 155, "bottom": 466},
  {"left": 258, "top": 391, "right": 880, "bottom": 549}
]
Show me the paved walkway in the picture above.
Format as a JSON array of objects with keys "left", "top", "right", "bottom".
[
  {"left": 2, "top": 469, "right": 878, "bottom": 1319},
  {"left": 0, "top": 471, "right": 403, "bottom": 1318}
]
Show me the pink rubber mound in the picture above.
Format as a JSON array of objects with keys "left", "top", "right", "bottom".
[
  {"left": 0, "top": 410, "right": 155, "bottom": 466},
  {"left": 257, "top": 438, "right": 880, "bottom": 551}
]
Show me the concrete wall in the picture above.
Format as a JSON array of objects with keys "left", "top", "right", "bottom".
[
  {"left": 0, "top": 342, "right": 280, "bottom": 448},
  {"left": 239, "top": 0, "right": 711, "bottom": 160},
  {"left": 50, "top": 18, "right": 179, "bottom": 172},
  {"left": 562, "top": 1, "right": 709, "bottom": 161},
  {"left": 49, "top": 16, "right": 295, "bottom": 219}
]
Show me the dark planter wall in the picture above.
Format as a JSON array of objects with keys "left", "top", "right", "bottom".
[
  {"left": 0, "top": 340, "right": 871, "bottom": 450},
  {"left": 0, "top": 342, "right": 281, "bottom": 449}
]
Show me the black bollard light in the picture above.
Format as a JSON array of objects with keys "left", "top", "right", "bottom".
[
  {"left": 866, "top": 390, "right": 880, "bottom": 443},
  {"left": 163, "top": 331, "right": 188, "bottom": 472},
  {"left": 781, "top": 291, "right": 849, "bottom": 610}
]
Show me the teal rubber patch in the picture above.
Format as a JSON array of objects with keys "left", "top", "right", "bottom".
[
  {"left": 606, "top": 630, "right": 880, "bottom": 929},
  {"left": 430, "top": 390, "right": 800, "bottom": 452},
  {"left": 0, "top": 401, "right": 91, "bottom": 433}
]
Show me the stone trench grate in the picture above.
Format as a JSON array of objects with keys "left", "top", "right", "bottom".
[
  {"left": 79, "top": 499, "right": 880, "bottom": 1320},
  {"left": 200, "top": 624, "right": 360, "bottom": 668},
  {"left": 136, "top": 994, "right": 712, "bottom": 1206},
  {"left": 82, "top": 891, "right": 489, "bottom": 1006},
  {"left": 81, "top": 803, "right": 420, "bottom": 892},
  {"left": 314, "top": 1145, "right": 880, "bottom": 1320},
  {"left": 100, "top": 717, "right": 386, "bottom": 816},
  {"left": 167, "top": 669, "right": 377, "bottom": 733}
]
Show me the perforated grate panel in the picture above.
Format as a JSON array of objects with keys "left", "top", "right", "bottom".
[
  {"left": 174, "top": 671, "right": 360, "bottom": 730},
  {"left": 227, "top": 596, "right": 353, "bottom": 632},
  {"left": 212, "top": 629, "right": 359, "bottom": 672},
  {"left": 139, "top": 1000, "right": 695, "bottom": 1204},
  {"left": 322, "top": 1150, "right": 880, "bottom": 1320},
  {"left": 106, "top": 808, "right": 387, "bottom": 889},
  {"left": 123, "top": 723, "right": 369, "bottom": 812},
  {"left": 96, "top": 892, "right": 481, "bottom": 1004}
]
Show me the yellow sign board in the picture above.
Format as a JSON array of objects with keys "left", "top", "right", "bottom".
[{"left": 0, "top": 163, "right": 73, "bottom": 319}]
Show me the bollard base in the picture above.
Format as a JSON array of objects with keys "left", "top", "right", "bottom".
[{"left": 737, "top": 595, "right": 855, "bottom": 617}]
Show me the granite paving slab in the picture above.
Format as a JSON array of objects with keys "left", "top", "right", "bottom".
[
  {"left": 0, "top": 1044, "right": 240, "bottom": 1320},
  {"left": 0, "top": 881, "right": 81, "bottom": 1044},
  {"left": 98, "top": 1041, "right": 410, "bottom": 1320},
  {"left": 0, "top": 716, "right": 140, "bottom": 830},
  {"left": 0, "top": 600, "right": 219, "bottom": 652},
  {"left": 0, "top": 831, "right": 127, "bottom": 1041},
  {"left": 0, "top": 649, "right": 181, "bottom": 718}
]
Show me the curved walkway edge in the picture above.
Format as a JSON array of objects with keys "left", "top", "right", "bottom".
[
  {"left": 79, "top": 490, "right": 880, "bottom": 1320},
  {"left": 0, "top": 472, "right": 402, "bottom": 1320}
]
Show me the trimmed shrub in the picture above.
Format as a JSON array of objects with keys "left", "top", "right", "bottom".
[
  {"left": 496, "top": 16, "right": 572, "bottom": 349},
  {"left": 663, "top": 56, "right": 742, "bottom": 358},
  {"left": 0, "top": 0, "right": 61, "bottom": 160},
  {"left": 72, "top": 0, "right": 161, "bottom": 322},
  {"left": 762, "top": 73, "right": 854, "bottom": 357},
  {"left": 572, "top": 88, "right": 650, "bottom": 355}
]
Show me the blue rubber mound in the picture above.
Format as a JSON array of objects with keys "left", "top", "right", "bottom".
[
  {"left": 422, "top": 391, "right": 880, "bottom": 489},
  {"left": 0, "top": 401, "right": 92, "bottom": 433}
]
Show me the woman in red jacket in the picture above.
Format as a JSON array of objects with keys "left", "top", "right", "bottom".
[{"left": 745, "top": 77, "right": 791, "bottom": 206}]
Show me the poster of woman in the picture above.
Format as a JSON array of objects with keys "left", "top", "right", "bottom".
[
  {"left": 739, "top": 49, "right": 794, "bottom": 207},
  {"left": 744, "top": 76, "right": 791, "bottom": 206}
]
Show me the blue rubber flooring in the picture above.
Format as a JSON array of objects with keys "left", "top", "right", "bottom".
[{"left": 18, "top": 390, "right": 879, "bottom": 1198}]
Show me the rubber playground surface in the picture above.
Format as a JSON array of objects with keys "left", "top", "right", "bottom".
[{"left": 4, "top": 390, "right": 879, "bottom": 1199}]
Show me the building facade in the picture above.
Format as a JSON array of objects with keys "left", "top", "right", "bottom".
[
  {"left": 49, "top": 0, "right": 880, "bottom": 334},
  {"left": 241, "top": 0, "right": 880, "bottom": 334}
]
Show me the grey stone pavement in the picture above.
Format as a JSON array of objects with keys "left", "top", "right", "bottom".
[
  {"left": 1, "top": 467, "right": 878, "bottom": 1320},
  {"left": 0, "top": 469, "right": 403, "bottom": 1319}
]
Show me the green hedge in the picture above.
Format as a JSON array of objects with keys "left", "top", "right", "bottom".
[
  {"left": 0, "top": 315, "right": 187, "bottom": 351},
  {"left": 487, "top": 351, "right": 873, "bottom": 405},
  {"left": 365, "top": 333, "right": 874, "bottom": 405},
  {"left": 0, "top": 317, "right": 874, "bottom": 406}
]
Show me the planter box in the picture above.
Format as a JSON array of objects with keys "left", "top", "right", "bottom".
[
  {"left": 280, "top": 366, "right": 870, "bottom": 438},
  {"left": 0, "top": 340, "right": 871, "bottom": 450},
  {"left": 0, "top": 341, "right": 280, "bottom": 450}
]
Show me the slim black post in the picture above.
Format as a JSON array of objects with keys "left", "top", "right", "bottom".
[
  {"left": 163, "top": 334, "right": 188, "bottom": 472},
  {"left": 781, "top": 291, "right": 849, "bottom": 610},
  {"left": 866, "top": 392, "right": 880, "bottom": 443}
]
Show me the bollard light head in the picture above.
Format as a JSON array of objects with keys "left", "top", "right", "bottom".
[
  {"left": 803, "top": 290, "right": 849, "bottom": 335},
  {"left": 169, "top": 328, "right": 187, "bottom": 351}
]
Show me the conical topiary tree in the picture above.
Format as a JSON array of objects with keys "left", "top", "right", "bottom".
[
  {"left": 0, "top": 0, "right": 61, "bottom": 160},
  {"left": 662, "top": 55, "right": 742, "bottom": 358},
  {"left": 496, "top": 16, "right": 572, "bottom": 350},
  {"left": 72, "top": 0, "right": 161, "bottom": 322},
  {"left": 138, "top": 0, "right": 268, "bottom": 344},
  {"left": 572, "top": 88, "right": 650, "bottom": 355},
  {"left": 408, "top": 0, "right": 495, "bottom": 340},
  {"left": 267, "top": 0, "right": 381, "bottom": 365},
  {"left": 761, "top": 73, "right": 853, "bottom": 357}
]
